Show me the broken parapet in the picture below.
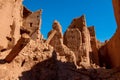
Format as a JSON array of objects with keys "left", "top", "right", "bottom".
[{"left": 4, "top": 34, "right": 30, "bottom": 63}]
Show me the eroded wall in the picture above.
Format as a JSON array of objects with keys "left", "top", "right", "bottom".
[
  {"left": 106, "top": 0, "right": 120, "bottom": 68},
  {"left": 22, "top": 8, "right": 42, "bottom": 40},
  {"left": 99, "top": 0, "right": 120, "bottom": 68},
  {"left": 63, "top": 15, "right": 92, "bottom": 66},
  {"left": 0, "top": 0, "right": 23, "bottom": 50}
]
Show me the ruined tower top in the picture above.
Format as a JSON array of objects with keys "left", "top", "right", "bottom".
[{"left": 69, "top": 15, "right": 87, "bottom": 31}]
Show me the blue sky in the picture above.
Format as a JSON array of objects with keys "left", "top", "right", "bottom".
[{"left": 23, "top": 0, "right": 117, "bottom": 42}]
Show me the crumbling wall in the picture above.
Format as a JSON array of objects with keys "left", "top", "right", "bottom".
[
  {"left": 64, "top": 15, "right": 92, "bottom": 67},
  {"left": 47, "top": 20, "right": 76, "bottom": 64},
  {"left": 22, "top": 8, "right": 42, "bottom": 40},
  {"left": 64, "top": 28, "right": 82, "bottom": 65},
  {"left": 88, "top": 26, "right": 99, "bottom": 65},
  {"left": 0, "top": 0, "right": 23, "bottom": 51}
]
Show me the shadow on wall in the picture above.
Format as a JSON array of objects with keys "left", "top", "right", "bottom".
[
  {"left": 19, "top": 51, "right": 120, "bottom": 80},
  {"left": 18, "top": 51, "right": 77, "bottom": 80},
  {"left": 18, "top": 51, "right": 59, "bottom": 80}
]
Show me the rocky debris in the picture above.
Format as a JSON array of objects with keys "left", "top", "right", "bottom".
[
  {"left": 64, "top": 15, "right": 92, "bottom": 67},
  {"left": 0, "top": 0, "right": 23, "bottom": 50},
  {"left": 0, "top": 39, "right": 53, "bottom": 80},
  {"left": 88, "top": 26, "right": 99, "bottom": 65},
  {"left": 1, "top": 39, "right": 120, "bottom": 80},
  {"left": 19, "top": 53, "right": 120, "bottom": 80}
]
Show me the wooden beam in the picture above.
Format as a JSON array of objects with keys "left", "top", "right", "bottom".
[{"left": 4, "top": 34, "right": 30, "bottom": 63}]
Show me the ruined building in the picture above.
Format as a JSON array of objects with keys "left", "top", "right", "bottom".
[
  {"left": 0, "top": 0, "right": 120, "bottom": 80},
  {"left": 46, "top": 16, "right": 99, "bottom": 68},
  {"left": 0, "top": 0, "right": 42, "bottom": 51},
  {"left": 63, "top": 15, "right": 99, "bottom": 67}
]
